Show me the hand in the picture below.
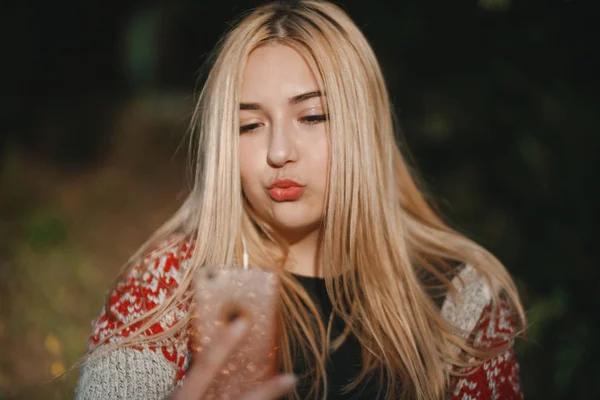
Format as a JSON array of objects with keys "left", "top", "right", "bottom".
[{"left": 172, "top": 318, "right": 296, "bottom": 400}]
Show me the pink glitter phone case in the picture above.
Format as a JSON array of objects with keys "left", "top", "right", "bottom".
[{"left": 192, "top": 265, "right": 280, "bottom": 400}]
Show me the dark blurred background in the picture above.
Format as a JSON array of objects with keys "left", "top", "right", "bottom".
[{"left": 0, "top": 0, "right": 597, "bottom": 398}]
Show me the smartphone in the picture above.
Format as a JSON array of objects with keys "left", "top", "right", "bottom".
[{"left": 192, "top": 264, "right": 281, "bottom": 399}]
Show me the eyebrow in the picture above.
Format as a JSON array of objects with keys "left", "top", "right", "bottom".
[{"left": 240, "top": 90, "right": 323, "bottom": 110}]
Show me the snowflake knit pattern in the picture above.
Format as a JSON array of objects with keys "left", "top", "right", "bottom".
[{"left": 79, "top": 236, "right": 523, "bottom": 399}]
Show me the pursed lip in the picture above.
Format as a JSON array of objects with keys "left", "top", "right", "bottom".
[
  {"left": 268, "top": 179, "right": 304, "bottom": 189},
  {"left": 267, "top": 179, "right": 305, "bottom": 201}
]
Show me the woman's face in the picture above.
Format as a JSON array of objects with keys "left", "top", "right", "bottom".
[{"left": 239, "top": 44, "right": 329, "bottom": 242}]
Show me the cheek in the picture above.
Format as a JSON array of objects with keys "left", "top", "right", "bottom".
[
  {"left": 308, "top": 137, "right": 330, "bottom": 189},
  {"left": 239, "top": 139, "right": 253, "bottom": 173},
  {"left": 239, "top": 140, "right": 263, "bottom": 196},
  {"left": 239, "top": 158, "right": 253, "bottom": 193}
]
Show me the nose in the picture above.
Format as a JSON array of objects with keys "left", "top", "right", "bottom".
[{"left": 266, "top": 119, "right": 297, "bottom": 167}]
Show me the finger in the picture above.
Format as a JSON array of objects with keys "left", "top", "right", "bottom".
[
  {"left": 238, "top": 374, "right": 297, "bottom": 400},
  {"left": 172, "top": 318, "right": 249, "bottom": 400}
]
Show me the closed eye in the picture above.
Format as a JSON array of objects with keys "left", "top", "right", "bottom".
[
  {"left": 240, "top": 123, "right": 263, "bottom": 133},
  {"left": 300, "top": 114, "right": 328, "bottom": 125}
]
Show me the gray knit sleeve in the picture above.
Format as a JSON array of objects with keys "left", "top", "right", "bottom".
[
  {"left": 75, "top": 347, "right": 179, "bottom": 400},
  {"left": 74, "top": 236, "right": 195, "bottom": 399}
]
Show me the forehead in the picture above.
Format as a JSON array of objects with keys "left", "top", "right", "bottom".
[{"left": 241, "top": 44, "right": 320, "bottom": 100}]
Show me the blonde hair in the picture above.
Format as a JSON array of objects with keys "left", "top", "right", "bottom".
[{"left": 89, "top": 1, "right": 526, "bottom": 399}]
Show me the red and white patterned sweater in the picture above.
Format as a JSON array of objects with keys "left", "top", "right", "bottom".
[{"left": 76, "top": 236, "right": 523, "bottom": 399}]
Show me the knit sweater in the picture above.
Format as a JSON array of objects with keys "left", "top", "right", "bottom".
[{"left": 75, "top": 236, "right": 522, "bottom": 399}]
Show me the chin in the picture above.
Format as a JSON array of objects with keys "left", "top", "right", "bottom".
[{"left": 269, "top": 208, "right": 322, "bottom": 240}]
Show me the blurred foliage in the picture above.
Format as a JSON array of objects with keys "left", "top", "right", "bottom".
[
  {"left": 1, "top": 0, "right": 597, "bottom": 399},
  {"left": 25, "top": 211, "right": 68, "bottom": 250}
]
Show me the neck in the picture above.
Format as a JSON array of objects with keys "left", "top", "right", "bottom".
[{"left": 282, "top": 228, "right": 322, "bottom": 278}]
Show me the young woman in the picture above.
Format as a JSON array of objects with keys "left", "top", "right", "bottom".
[{"left": 75, "top": 1, "right": 526, "bottom": 399}]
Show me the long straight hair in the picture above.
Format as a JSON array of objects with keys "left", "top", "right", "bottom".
[{"left": 89, "top": 1, "right": 525, "bottom": 399}]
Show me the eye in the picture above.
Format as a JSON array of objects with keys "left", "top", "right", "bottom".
[
  {"left": 299, "top": 114, "right": 328, "bottom": 125},
  {"left": 240, "top": 123, "right": 263, "bottom": 133}
]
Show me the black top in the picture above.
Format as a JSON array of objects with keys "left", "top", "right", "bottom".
[{"left": 291, "top": 274, "right": 390, "bottom": 400}]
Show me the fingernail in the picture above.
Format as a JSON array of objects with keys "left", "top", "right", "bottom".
[
  {"left": 228, "top": 318, "right": 249, "bottom": 338},
  {"left": 279, "top": 374, "right": 297, "bottom": 388}
]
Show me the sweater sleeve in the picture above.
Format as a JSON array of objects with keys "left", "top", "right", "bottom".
[
  {"left": 75, "top": 236, "right": 195, "bottom": 400},
  {"left": 441, "top": 265, "right": 523, "bottom": 400},
  {"left": 75, "top": 347, "right": 179, "bottom": 400}
]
